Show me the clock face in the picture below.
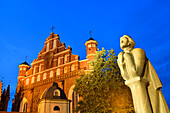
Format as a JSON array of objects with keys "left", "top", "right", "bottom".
[
  {"left": 44, "top": 52, "right": 54, "bottom": 70},
  {"left": 88, "top": 44, "right": 91, "bottom": 48}
]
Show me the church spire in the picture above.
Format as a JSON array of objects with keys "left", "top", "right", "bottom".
[
  {"left": 50, "top": 26, "right": 55, "bottom": 38},
  {"left": 50, "top": 26, "right": 55, "bottom": 33},
  {"left": 85, "top": 31, "right": 98, "bottom": 60}
]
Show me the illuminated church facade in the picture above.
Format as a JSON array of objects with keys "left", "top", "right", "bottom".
[{"left": 12, "top": 32, "right": 98, "bottom": 113}]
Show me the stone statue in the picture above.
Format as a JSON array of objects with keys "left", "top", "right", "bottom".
[{"left": 117, "top": 35, "right": 169, "bottom": 113}]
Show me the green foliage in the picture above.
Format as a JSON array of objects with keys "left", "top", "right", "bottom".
[{"left": 74, "top": 48, "right": 127, "bottom": 113}]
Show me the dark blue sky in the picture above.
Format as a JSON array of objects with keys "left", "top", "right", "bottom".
[{"left": 0, "top": 0, "right": 170, "bottom": 111}]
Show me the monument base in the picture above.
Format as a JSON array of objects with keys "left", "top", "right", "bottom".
[{"left": 125, "top": 77, "right": 153, "bottom": 113}]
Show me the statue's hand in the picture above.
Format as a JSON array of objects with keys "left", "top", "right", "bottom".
[{"left": 118, "top": 52, "right": 124, "bottom": 64}]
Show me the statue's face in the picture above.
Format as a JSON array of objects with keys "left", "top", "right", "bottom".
[{"left": 120, "top": 37, "right": 128, "bottom": 49}]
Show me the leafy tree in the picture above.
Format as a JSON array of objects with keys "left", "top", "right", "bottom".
[{"left": 74, "top": 48, "right": 134, "bottom": 113}]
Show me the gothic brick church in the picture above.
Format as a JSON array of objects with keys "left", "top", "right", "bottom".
[
  {"left": 0, "top": 81, "right": 10, "bottom": 111},
  {"left": 12, "top": 32, "right": 98, "bottom": 113}
]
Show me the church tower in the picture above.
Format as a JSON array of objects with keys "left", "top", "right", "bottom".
[
  {"left": 85, "top": 37, "right": 98, "bottom": 60},
  {"left": 18, "top": 61, "right": 30, "bottom": 79},
  {"left": 17, "top": 61, "right": 30, "bottom": 93}
]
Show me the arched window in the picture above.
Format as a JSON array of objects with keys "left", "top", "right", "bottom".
[
  {"left": 54, "top": 106, "right": 60, "bottom": 111},
  {"left": 26, "top": 78, "right": 29, "bottom": 85},
  {"left": 71, "top": 64, "right": 75, "bottom": 71},
  {"left": 50, "top": 71, "right": 53, "bottom": 78},
  {"left": 54, "top": 89, "right": 60, "bottom": 96},
  {"left": 37, "top": 75, "right": 40, "bottom": 82},
  {"left": 56, "top": 68, "right": 60, "bottom": 76},
  {"left": 31, "top": 77, "right": 35, "bottom": 83},
  {"left": 64, "top": 66, "right": 67, "bottom": 73},
  {"left": 23, "top": 102, "right": 28, "bottom": 112},
  {"left": 43, "top": 73, "right": 46, "bottom": 80}
]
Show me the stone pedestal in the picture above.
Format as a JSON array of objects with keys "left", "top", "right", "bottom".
[{"left": 125, "top": 77, "right": 153, "bottom": 113}]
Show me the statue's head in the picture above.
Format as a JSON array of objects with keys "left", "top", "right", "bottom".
[{"left": 120, "top": 35, "right": 135, "bottom": 50}]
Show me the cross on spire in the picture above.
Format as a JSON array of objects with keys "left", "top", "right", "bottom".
[
  {"left": 50, "top": 26, "right": 55, "bottom": 32},
  {"left": 25, "top": 56, "right": 27, "bottom": 61},
  {"left": 89, "top": 30, "right": 92, "bottom": 37}
]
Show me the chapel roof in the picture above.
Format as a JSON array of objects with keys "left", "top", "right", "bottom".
[
  {"left": 87, "top": 37, "right": 95, "bottom": 41},
  {"left": 20, "top": 61, "right": 30, "bottom": 66},
  {"left": 42, "top": 82, "right": 67, "bottom": 100}
]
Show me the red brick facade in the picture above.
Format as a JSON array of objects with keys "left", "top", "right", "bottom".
[{"left": 12, "top": 33, "right": 98, "bottom": 112}]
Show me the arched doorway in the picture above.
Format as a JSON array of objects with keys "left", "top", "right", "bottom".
[
  {"left": 68, "top": 85, "right": 79, "bottom": 113},
  {"left": 19, "top": 97, "right": 28, "bottom": 112}
]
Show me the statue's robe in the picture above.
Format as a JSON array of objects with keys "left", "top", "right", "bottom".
[{"left": 143, "top": 59, "right": 169, "bottom": 113}]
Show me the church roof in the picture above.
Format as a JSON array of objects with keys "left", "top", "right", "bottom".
[
  {"left": 87, "top": 37, "right": 95, "bottom": 41},
  {"left": 20, "top": 61, "right": 30, "bottom": 66},
  {"left": 42, "top": 82, "right": 67, "bottom": 100}
]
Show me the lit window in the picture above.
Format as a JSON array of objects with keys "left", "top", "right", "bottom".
[
  {"left": 31, "top": 77, "right": 35, "bottom": 83},
  {"left": 50, "top": 71, "right": 53, "bottom": 78},
  {"left": 26, "top": 78, "right": 29, "bottom": 85},
  {"left": 43, "top": 73, "right": 46, "bottom": 80},
  {"left": 37, "top": 75, "right": 40, "bottom": 82},
  {"left": 54, "top": 89, "right": 60, "bottom": 96},
  {"left": 88, "top": 44, "right": 91, "bottom": 48},
  {"left": 64, "top": 66, "right": 67, "bottom": 73},
  {"left": 71, "top": 64, "right": 75, "bottom": 71},
  {"left": 54, "top": 106, "right": 60, "bottom": 111},
  {"left": 23, "top": 68, "right": 26, "bottom": 71},
  {"left": 92, "top": 44, "right": 95, "bottom": 47},
  {"left": 56, "top": 68, "right": 60, "bottom": 76}
]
